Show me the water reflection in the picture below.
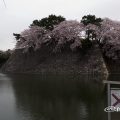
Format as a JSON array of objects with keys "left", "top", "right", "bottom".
[
  {"left": 0, "top": 73, "right": 18, "bottom": 120},
  {"left": 0, "top": 73, "right": 110, "bottom": 120}
]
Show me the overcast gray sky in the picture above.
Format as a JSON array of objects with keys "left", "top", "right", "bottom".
[{"left": 0, "top": 0, "right": 120, "bottom": 50}]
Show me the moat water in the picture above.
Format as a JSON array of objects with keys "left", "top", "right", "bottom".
[{"left": 0, "top": 73, "right": 120, "bottom": 120}]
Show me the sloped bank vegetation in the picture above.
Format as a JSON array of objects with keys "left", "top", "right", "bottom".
[{"left": 1, "top": 14, "right": 120, "bottom": 74}]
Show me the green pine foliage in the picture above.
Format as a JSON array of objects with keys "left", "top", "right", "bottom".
[
  {"left": 30, "top": 14, "right": 66, "bottom": 30},
  {"left": 81, "top": 14, "right": 103, "bottom": 26}
]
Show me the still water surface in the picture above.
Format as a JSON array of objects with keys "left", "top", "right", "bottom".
[{"left": 0, "top": 73, "right": 120, "bottom": 120}]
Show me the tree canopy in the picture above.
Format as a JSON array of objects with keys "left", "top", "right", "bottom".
[
  {"left": 13, "top": 33, "right": 21, "bottom": 40},
  {"left": 30, "top": 14, "right": 66, "bottom": 30},
  {"left": 13, "top": 15, "right": 120, "bottom": 60},
  {"left": 81, "top": 15, "right": 103, "bottom": 42},
  {"left": 81, "top": 15, "right": 103, "bottom": 26}
]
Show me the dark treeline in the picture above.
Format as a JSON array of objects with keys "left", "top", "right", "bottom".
[{"left": 0, "top": 50, "right": 11, "bottom": 67}]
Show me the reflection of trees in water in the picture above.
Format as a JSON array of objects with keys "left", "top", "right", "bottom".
[{"left": 10, "top": 74, "right": 106, "bottom": 120}]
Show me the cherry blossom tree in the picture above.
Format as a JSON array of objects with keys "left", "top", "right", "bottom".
[
  {"left": 99, "top": 18, "right": 120, "bottom": 60},
  {"left": 81, "top": 18, "right": 120, "bottom": 60},
  {"left": 15, "top": 26, "right": 49, "bottom": 51},
  {"left": 15, "top": 21, "right": 86, "bottom": 52},
  {"left": 43, "top": 20, "right": 85, "bottom": 52},
  {"left": 14, "top": 17, "right": 120, "bottom": 60}
]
